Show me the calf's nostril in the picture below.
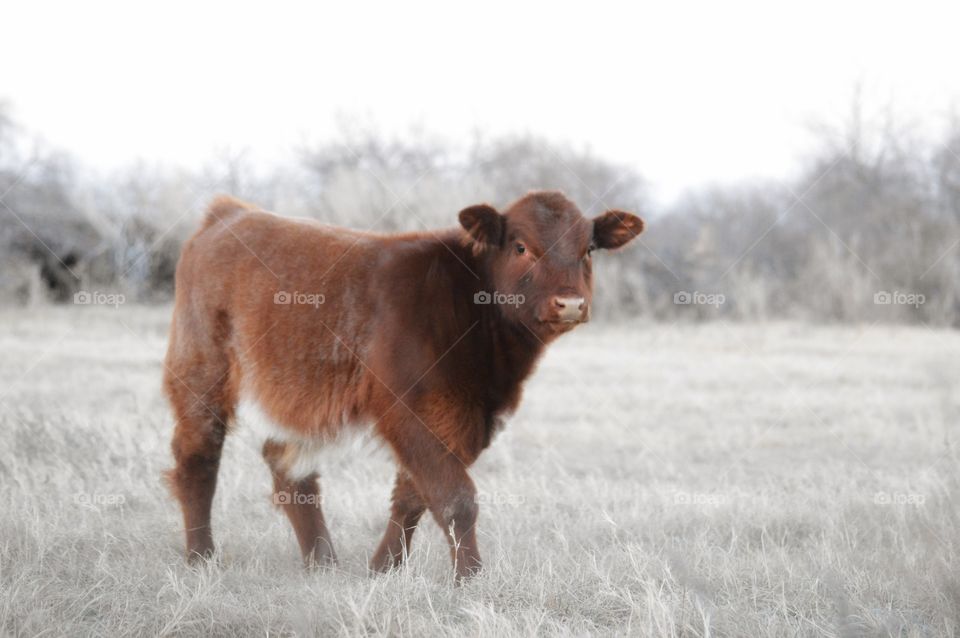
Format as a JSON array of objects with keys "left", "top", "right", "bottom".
[{"left": 553, "top": 296, "right": 586, "bottom": 319}]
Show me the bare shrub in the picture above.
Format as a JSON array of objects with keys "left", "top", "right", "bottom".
[{"left": 1, "top": 102, "right": 958, "bottom": 326}]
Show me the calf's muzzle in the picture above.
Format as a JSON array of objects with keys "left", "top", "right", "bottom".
[{"left": 552, "top": 296, "right": 586, "bottom": 323}]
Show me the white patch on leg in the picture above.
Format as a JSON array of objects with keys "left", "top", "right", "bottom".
[{"left": 236, "top": 396, "right": 374, "bottom": 481}]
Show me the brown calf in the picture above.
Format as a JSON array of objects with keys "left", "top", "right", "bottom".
[{"left": 163, "top": 191, "right": 643, "bottom": 582}]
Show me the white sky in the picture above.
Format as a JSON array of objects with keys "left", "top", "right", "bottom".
[{"left": 3, "top": 0, "right": 960, "bottom": 204}]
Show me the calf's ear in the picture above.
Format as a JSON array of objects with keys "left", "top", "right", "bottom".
[
  {"left": 459, "top": 204, "right": 504, "bottom": 246},
  {"left": 593, "top": 209, "right": 644, "bottom": 249}
]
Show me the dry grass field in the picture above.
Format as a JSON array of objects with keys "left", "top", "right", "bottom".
[{"left": 1, "top": 304, "right": 959, "bottom": 636}]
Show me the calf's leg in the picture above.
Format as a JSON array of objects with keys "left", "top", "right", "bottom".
[
  {"left": 167, "top": 409, "right": 227, "bottom": 562},
  {"left": 370, "top": 470, "right": 427, "bottom": 572},
  {"left": 381, "top": 419, "right": 481, "bottom": 583},
  {"left": 163, "top": 312, "right": 236, "bottom": 563},
  {"left": 262, "top": 440, "right": 337, "bottom": 566}
]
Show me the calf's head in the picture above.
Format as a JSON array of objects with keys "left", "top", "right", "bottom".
[{"left": 460, "top": 191, "right": 644, "bottom": 338}]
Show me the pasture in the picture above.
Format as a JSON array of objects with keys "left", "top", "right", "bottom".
[{"left": 1, "top": 304, "right": 958, "bottom": 636}]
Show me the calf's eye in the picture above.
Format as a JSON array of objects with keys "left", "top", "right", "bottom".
[{"left": 515, "top": 243, "right": 526, "bottom": 255}]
